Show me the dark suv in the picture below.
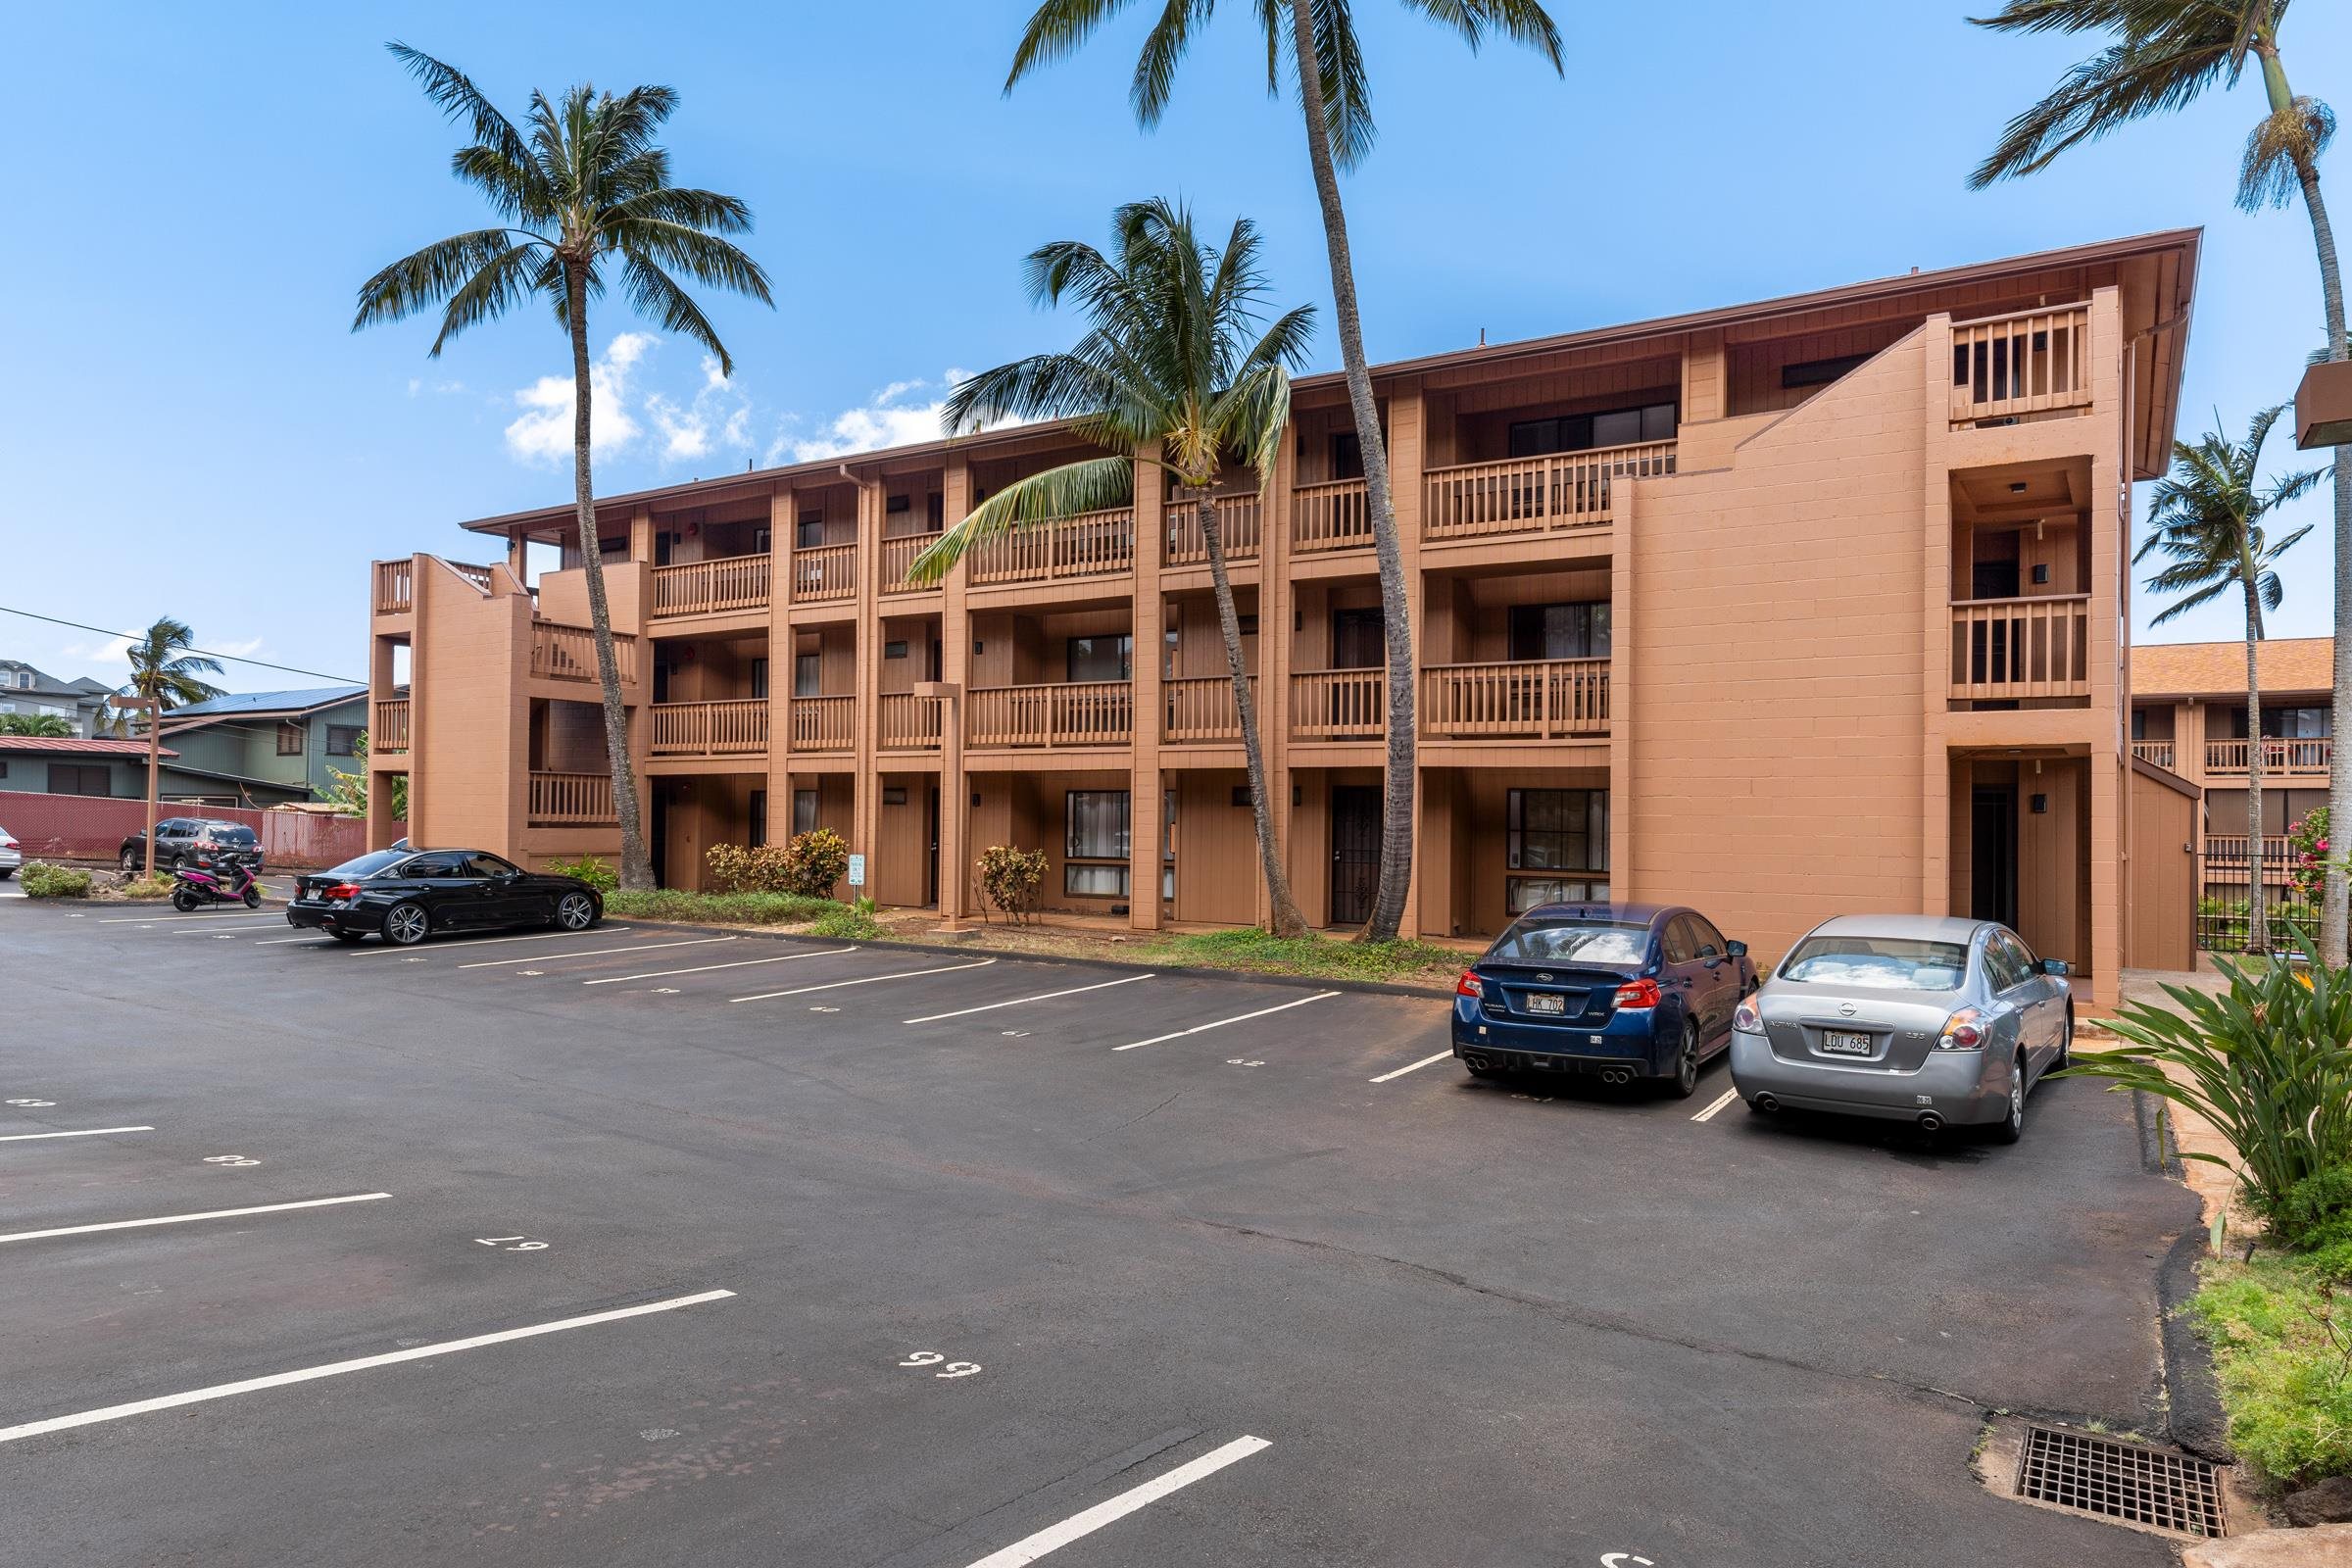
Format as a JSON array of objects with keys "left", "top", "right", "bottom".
[{"left": 119, "top": 818, "right": 264, "bottom": 874}]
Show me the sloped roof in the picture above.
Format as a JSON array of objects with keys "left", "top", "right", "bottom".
[
  {"left": 163, "top": 686, "right": 367, "bottom": 720},
  {"left": 2132, "top": 637, "right": 2334, "bottom": 698},
  {"left": 0, "top": 736, "right": 177, "bottom": 758}
]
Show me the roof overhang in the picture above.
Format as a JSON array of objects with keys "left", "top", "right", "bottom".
[{"left": 2297, "top": 358, "right": 2352, "bottom": 449}]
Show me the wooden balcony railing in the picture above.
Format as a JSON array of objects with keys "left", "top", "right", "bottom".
[
  {"left": 1948, "top": 596, "right": 2090, "bottom": 702},
  {"left": 1423, "top": 442, "right": 1675, "bottom": 542},
  {"left": 790, "top": 695, "right": 855, "bottom": 752},
  {"left": 967, "top": 510, "right": 1136, "bottom": 585},
  {"left": 528, "top": 770, "right": 614, "bottom": 825},
  {"left": 2130, "top": 740, "right": 2175, "bottom": 770},
  {"left": 371, "top": 699, "right": 411, "bottom": 755},
  {"left": 1163, "top": 675, "right": 1255, "bottom": 743},
  {"left": 791, "top": 544, "right": 858, "bottom": 604},
  {"left": 877, "top": 692, "right": 943, "bottom": 750},
  {"left": 649, "top": 699, "right": 768, "bottom": 758},
  {"left": 1166, "top": 494, "right": 1262, "bottom": 566},
  {"left": 448, "top": 561, "right": 496, "bottom": 593},
  {"left": 2206, "top": 738, "right": 2332, "bottom": 774},
  {"left": 1292, "top": 478, "right": 1371, "bottom": 553},
  {"left": 373, "top": 560, "right": 414, "bottom": 613},
  {"left": 966, "top": 682, "right": 1134, "bottom": 748},
  {"left": 531, "top": 622, "right": 639, "bottom": 685},
  {"left": 881, "top": 534, "right": 936, "bottom": 593},
  {"left": 651, "top": 556, "right": 770, "bottom": 617},
  {"left": 1950, "top": 305, "right": 2092, "bottom": 424},
  {"left": 1421, "top": 659, "right": 1609, "bottom": 739},
  {"left": 1291, "top": 669, "right": 1385, "bottom": 739}
]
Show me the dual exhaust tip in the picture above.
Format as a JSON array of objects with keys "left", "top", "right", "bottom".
[{"left": 1462, "top": 1053, "right": 1636, "bottom": 1086}]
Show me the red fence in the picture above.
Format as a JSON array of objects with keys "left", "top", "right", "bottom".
[{"left": 0, "top": 790, "right": 369, "bottom": 869}]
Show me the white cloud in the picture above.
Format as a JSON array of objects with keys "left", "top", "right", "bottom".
[
  {"left": 504, "top": 332, "right": 654, "bottom": 463},
  {"left": 59, "top": 635, "right": 133, "bottom": 670},
  {"left": 211, "top": 636, "right": 266, "bottom": 659},
  {"left": 646, "top": 355, "right": 758, "bottom": 464},
  {"left": 766, "top": 370, "right": 1023, "bottom": 465}
]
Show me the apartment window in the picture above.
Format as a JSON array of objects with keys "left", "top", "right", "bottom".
[
  {"left": 792, "top": 789, "right": 819, "bottom": 836},
  {"left": 1506, "top": 789, "right": 1607, "bottom": 913},
  {"left": 1508, "top": 602, "right": 1611, "bottom": 662},
  {"left": 2265, "top": 706, "right": 2331, "bottom": 739},
  {"left": 749, "top": 789, "right": 767, "bottom": 849},
  {"left": 887, "top": 494, "right": 911, "bottom": 516},
  {"left": 794, "top": 653, "right": 822, "bottom": 698},
  {"left": 326, "top": 725, "right": 363, "bottom": 758},
  {"left": 753, "top": 525, "right": 771, "bottom": 554},
  {"left": 883, "top": 786, "right": 907, "bottom": 806},
  {"left": 1331, "top": 431, "right": 1363, "bottom": 480},
  {"left": 1162, "top": 609, "right": 1180, "bottom": 679},
  {"left": 276, "top": 720, "right": 305, "bottom": 756},
  {"left": 1065, "top": 790, "right": 1131, "bottom": 897},
  {"left": 47, "top": 763, "right": 113, "bottom": 797},
  {"left": 884, "top": 641, "right": 908, "bottom": 661},
  {"left": 796, "top": 512, "right": 825, "bottom": 549},
  {"left": 926, "top": 493, "right": 946, "bottom": 531},
  {"left": 750, "top": 658, "right": 768, "bottom": 700},
  {"left": 1066, "top": 635, "right": 1132, "bottom": 684},
  {"left": 1508, "top": 876, "right": 1611, "bottom": 915},
  {"left": 1507, "top": 401, "right": 1675, "bottom": 458},
  {"left": 2131, "top": 709, "right": 2147, "bottom": 741},
  {"left": 1781, "top": 353, "right": 1872, "bottom": 390}
]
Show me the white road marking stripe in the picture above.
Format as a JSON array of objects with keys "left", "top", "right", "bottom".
[
  {"left": 0, "top": 1192, "right": 390, "bottom": 1245},
  {"left": 583, "top": 945, "right": 860, "bottom": 986},
  {"left": 1113, "top": 992, "right": 1338, "bottom": 1051},
  {"left": 167, "top": 920, "right": 286, "bottom": 934},
  {"left": 348, "top": 925, "right": 636, "bottom": 956},
  {"left": 94, "top": 913, "right": 266, "bottom": 924},
  {"left": 1368, "top": 1050, "right": 1455, "bottom": 1084},
  {"left": 0, "top": 1288, "right": 736, "bottom": 1446},
  {"left": 958, "top": 1435, "right": 1272, "bottom": 1567},
  {"left": 0, "top": 1126, "right": 154, "bottom": 1144},
  {"left": 1690, "top": 1088, "right": 1740, "bottom": 1122},
  {"left": 252, "top": 935, "right": 331, "bottom": 946},
  {"left": 905, "top": 972, "right": 1155, "bottom": 1024},
  {"left": 459, "top": 936, "right": 732, "bottom": 970},
  {"left": 732, "top": 956, "right": 997, "bottom": 1003}
]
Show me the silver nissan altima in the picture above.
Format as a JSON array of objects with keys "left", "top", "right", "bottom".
[{"left": 1728, "top": 914, "right": 2072, "bottom": 1142}]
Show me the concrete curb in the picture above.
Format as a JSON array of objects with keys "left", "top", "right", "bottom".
[{"left": 2136, "top": 1090, "right": 2230, "bottom": 1463}]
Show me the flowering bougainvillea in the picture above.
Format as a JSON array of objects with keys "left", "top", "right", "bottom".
[{"left": 2287, "top": 806, "right": 2330, "bottom": 904}]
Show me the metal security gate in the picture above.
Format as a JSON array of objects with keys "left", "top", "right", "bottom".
[
  {"left": 1330, "top": 786, "right": 1380, "bottom": 926},
  {"left": 2196, "top": 836, "right": 2314, "bottom": 953}
]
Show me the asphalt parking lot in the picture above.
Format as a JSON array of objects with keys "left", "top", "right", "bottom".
[{"left": 1, "top": 901, "right": 2200, "bottom": 1566}]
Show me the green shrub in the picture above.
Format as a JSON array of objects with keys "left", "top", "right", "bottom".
[
  {"left": 783, "top": 829, "right": 850, "bottom": 898},
  {"left": 707, "top": 830, "right": 850, "bottom": 899},
  {"left": 604, "top": 889, "right": 841, "bottom": 926},
  {"left": 2194, "top": 1251, "right": 2352, "bottom": 1487},
  {"left": 547, "top": 855, "right": 617, "bottom": 893},
  {"left": 976, "top": 846, "right": 1048, "bottom": 923},
  {"left": 20, "top": 862, "right": 92, "bottom": 899},
  {"left": 2272, "top": 1166, "right": 2352, "bottom": 1251},
  {"left": 118, "top": 876, "right": 173, "bottom": 900},
  {"left": 807, "top": 896, "right": 881, "bottom": 941}
]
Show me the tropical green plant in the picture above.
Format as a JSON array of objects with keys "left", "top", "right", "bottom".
[
  {"left": 121, "top": 616, "right": 225, "bottom": 714},
  {"left": 355, "top": 44, "right": 773, "bottom": 893},
  {"left": 706, "top": 830, "right": 848, "bottom": 899},
  {"left": 808, "top": 896, "right": 881, "bottom": 941},
  {"left": 2290, "top": 804, "right": 2331, "bottom": 904},
  {"left": 783, "top": 828, "right": 852, "bottom": 898},
  {"left": 912, "top": 198, "right": 1315, "bottom": 935},
  {"left": 0, "top": 712, "right": 74, "bottom": 737},
  {"left": 547, "top": 854, "right": 618, "bottom": 893},
  {"left": 2135, "top": 403, "right": 2322, "bottom": 953},
  {"left": 1972, "top": 0, "right": 2352, "bottom": 959},
  {"left": 20, "top": 862, "right": 92, "bottom": 899},
  {"left": 323, "top": 733, "right": 408, "bottom": 821},
  {"left": 1004, "top": 0, "right": 1563, "bottom": 942},
  {"left": 2194, "top": 1248, "right": 2352, "bottom": 1486},
  {"left": 975, "top": 845, "right": 1048, "bottom": 924},
  {"left": 603, "top": 887, "right": 841, "bottom": 925}
]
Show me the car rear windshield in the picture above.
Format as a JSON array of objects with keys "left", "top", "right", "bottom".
[
  {"left": 1779, "top": 937, "right": 1971, "bottom": 992},
  {"left": 324, "top": 850, "right": 410, "bottom": 878},
  {"left": 1486, "top": 918, "right": 1651, "bottom": 967},
  {"left": 202, "top": 826, "right": 259, "bottom": 845}
]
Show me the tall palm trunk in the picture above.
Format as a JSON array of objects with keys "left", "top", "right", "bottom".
[
  {"left": 1200, "top": 494, "right": 1307, "bottom": 937},
  {"left": 565, "top": 262, "right": 655, "bottom": 891},
  {"left": 2243, "top": 564, "right": 2269, "bottom": 956},
  {"left": 1288, "top": 0, "right": 1414, "bottom": 943}
]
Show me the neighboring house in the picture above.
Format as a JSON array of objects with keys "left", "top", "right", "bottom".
[
  {"left": 2132, "top": 637, "right": 2334, "bottom": 837},
  {"left": 0, "top": 660, "right": 115, "bottom": 736},
  {"left": 151, "top": 686, "right": 370, "bottom": 806},
  {"left": 0, "top": 736, "right": 178, "bottom": 798}
]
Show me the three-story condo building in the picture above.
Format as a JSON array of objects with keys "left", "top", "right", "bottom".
[{"left": 365, "top": 229, "right": 2203, "bottom": 1007}]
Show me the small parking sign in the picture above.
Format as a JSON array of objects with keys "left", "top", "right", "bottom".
[{"left": 848, "top": 854, "right": 866, "bottom": 887}]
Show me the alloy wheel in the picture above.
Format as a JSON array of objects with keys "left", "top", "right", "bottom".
[
  {"left": 1672, "top": 1024, "right": 1699, "bottom": 1098},
  {"left": 385, "top": 905, "right": 428, "bottom": 946},
  {"left": 557, "top": 893, "right": 595, "bottom": 930}
]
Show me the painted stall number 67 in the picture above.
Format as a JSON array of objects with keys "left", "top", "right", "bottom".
[{"left": 898, "top": 1352, "right": 983, "bottom": 1378}]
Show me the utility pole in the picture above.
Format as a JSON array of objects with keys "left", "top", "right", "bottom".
[{"left": 118, "top": 695, "right": 159, "bottom": 878}]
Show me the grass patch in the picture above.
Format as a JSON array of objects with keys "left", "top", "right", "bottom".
[
  {"left": 20, "top": 862, "right": 92, "bottom": 899},
  {"left": 117, "top": 876, "right": 173, "bottom": 901},
  {"left": 807, "top": 898, "right": 882, "bottom": 941},
  {"left": 1137, "top": 926, "right": 1465, "bottom": 986},
  {"left": 2193, "top": 1245, "right": 2352, "bottom": 1488},
  {"left": 603, "top": 889, "right": 843, "bottom": 927}
]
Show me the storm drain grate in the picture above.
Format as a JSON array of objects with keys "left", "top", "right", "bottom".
[{"left": 2014, "top": 1425, "right": 2224, "bottom": 1538}]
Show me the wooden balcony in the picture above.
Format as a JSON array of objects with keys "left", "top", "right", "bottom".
[
  {"left": 651, "top": 556, "right": 770, "bottom": 617},
  {"left": 1291, "top": 669, "right": 1385, "bottom": 740},
  {"left": 531, "top": 622, "right": 639, "bottom": 685},
  {"left": 447, "top": 562, "right": 496, "bottom": 593},
  {"left": 967, "top": 510, "right": 1135, "bottom": 586},
  {"left": 1948, "top": 596, "right": 2089, "bottom": 702},
  {"left": 1423, "top": 442, "right": 1674, "bottom": 543},
  {"left": 371, "top": 699, "right": 411, "bottom": 756},
  {"left": 373, "top": 560, "right": 414, "bottom": 613},
  {"left": 791, "top": 544, "right": 858, "bottom": 604},
  {"left": 1163, "top": 674, "right": 1255, "bottom": 743},
  {"left": 790, "top": 695, "right": 855, "bottom": 753},
  {"left": 1950, "top": 304, "right": 2091, "bottom": 425},
  {"left": 877, "top": 692, "right": 942, "bottom": 751},
  {"left": 1166, "top": 495, "right": 1262, "bottom": 566},
  {"left": 1421, "top": 658, "right": 1608, "bottom": 739},
  {"left": 649, "top": 699, "right": 768, "bottom": 758},
  {"left": 966, "top": 682, "right": 1133, "bottom": 748},
  {"left": 2131, "top": 740, "right": 2175, "bottom": 770},
  {"left": 528, "top": 770, "right": 614, "bottom": 825},
  {"left": 2206, "top": 738, "right": 2332, "bottom": 776},
  {"left": 881, "top": 535, "right": 934, "bottom": 594},
  {"left": 1292, "top": 478, "right": 1370, "bottom": 554}
]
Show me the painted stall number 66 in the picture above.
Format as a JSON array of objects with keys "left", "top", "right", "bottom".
[
  {"left": 898, "top": 1352, "right": 983, "bottom": 1378},
  {"left": 204, "top": 1154, "right": 261, "bottom": 1167}
]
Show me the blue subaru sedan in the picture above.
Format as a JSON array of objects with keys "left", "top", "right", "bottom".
[{"left": 1450, "top": 903, "right": 1757, "bottom": 1098}]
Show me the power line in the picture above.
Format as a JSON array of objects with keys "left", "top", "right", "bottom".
[{"left": 0, "top": 607, "right": 364, "bottom": 686}]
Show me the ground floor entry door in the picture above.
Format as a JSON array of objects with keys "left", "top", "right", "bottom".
[
  {"left": 1331, "top": 786, "right": 1381, "bottom": 926},
  {"left": 1971, "top": 787, "right": 2015, "bottom": 929}
]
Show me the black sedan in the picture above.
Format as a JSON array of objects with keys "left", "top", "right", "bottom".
[{"left": 286, "top": 848, "right": 603, "bottom": 946}]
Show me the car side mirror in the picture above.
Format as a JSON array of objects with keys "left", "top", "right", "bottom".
[
  {"left": 2041, "top": 958, "right": 2069, "bottom": 977},
  {"left": 1726, "top": 940, "right": 1748, "bottom": 958}
]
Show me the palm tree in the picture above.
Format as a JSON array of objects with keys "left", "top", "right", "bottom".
[
  {"left": 122, "top": 617, "right": 226, "bottom": 714},
  {"left": 2135, "top": 405, "right": 2322, "bottom": 955},
  {"left": 909, "top": 199, "right": 1317, "bottom": 936},
  {"left": 1971, "top": 1, "right": 2352, "bottom": 955},
  {"left": 354, "top": 45, "right": 773, "bottom": 891},
  {"left": 1006, "top": 0, "right": 1563, "bottom": 942},
  {"left": 0, "top": 713, "right": 74, "bottom": 738}
]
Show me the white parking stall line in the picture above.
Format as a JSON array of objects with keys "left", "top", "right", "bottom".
[
  {"left": 0, "top": 1288, "right": 737, "bottom": 1446},
  {"left": 0, "top": 1126, "right": 155, "bottom": 1144},
  {"left": 346, "top": 925, "right": 637, "bottom": 956},
  {"left": 1690, "top": 1088, "right": 1740, "bottom": 1122},
  {"left": 905, "top": 972, "right": 1155, "bottom": 1024},
  {"left": 732, "top": 956, "right": 998, "bottom": 1004},
  {"left": 1368, "top": 1050, "right": 1455, "bottom": 1085},
  {"left": 582, "top": 945, "right": 860, "bottom": 986},
  {"left": 459, "top": 936, "right": 733, "bottom": 970},
  {"left": 251, "top": 935, "right": 331, "bottom": 946},
  {"left": 94, "top": 913, "right": 270, "bottom": 924},
  {"left": 166, "top": 920, "right": 287, "bottom": 934},
  {"left": 958, "top": 1435, "right": 1272, "bottom": 1567},
  {"left": 1112, "top": 991, "right": 1339, "bottom": 1052},
  {"left": 0, "top": 1192, "right": 390, "bottom": 1246}
]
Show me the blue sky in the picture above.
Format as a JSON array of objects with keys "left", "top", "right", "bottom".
[{"left": 5, "top": 2, "right": 2347, "bottom": 691}]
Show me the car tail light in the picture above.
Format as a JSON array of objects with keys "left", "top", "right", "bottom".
[
  {"left": 1733, "top": 996, "right": 1763, "bottom": 1034},
  {"left": 1936, "top": 1006, "right": 1985, "bottom": 1051},
  {"left": 1614, "top": 976, "right": 1662, "bottom": 1010},
  {"left": 323, "top": 883, "right": 360, "bottom": 902},
  {"left": 1455, "top": 970, "right": 1483, "bottom": 999}
]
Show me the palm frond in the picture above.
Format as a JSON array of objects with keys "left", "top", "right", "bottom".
[
  {"left": 353, "top": 229, "right": 521, "bottom": 331},
  {"left": 1969, "top": 24, "right": 2235, "bottom": 186},
  {"left": 604, "top": 185, "right": 756, "bottom": 235},
  {"left": 1133, "top": 0, "right": 1215, "bottom": 126},
  {"left": 429, "top": 241, "right": 548, "bottom": 354},
  {"left": 1305, "top": 0, "right": 1377, "bottom": 169},
  {"left": 904, "top": 456, "right": 1136, "bottom": 582},
  {"left": 605, "top": 218, "right": 774, "bottom": 306},
  {"left": 1398, "top": 0, "right": 1565, "bottom": 71},
  {"left": 2238, "top": 95, "right": 2336, "bottom": 211},
  {"left": 386, "top": 44, "right": 533, "bottom": 170},
  {"left": 617, "top": 257, "right": 732, "bottom": 372},
  {"left": 1008, "top": 0, "right": 1140, "bottom": 90}
]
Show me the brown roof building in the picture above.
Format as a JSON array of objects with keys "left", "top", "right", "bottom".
[
  {"left": 2132, "top": 636, "right": 2335, "bottom": 840},
  {"left": 366, "top": 228, "right": 2207, "bottom": 1004}
]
